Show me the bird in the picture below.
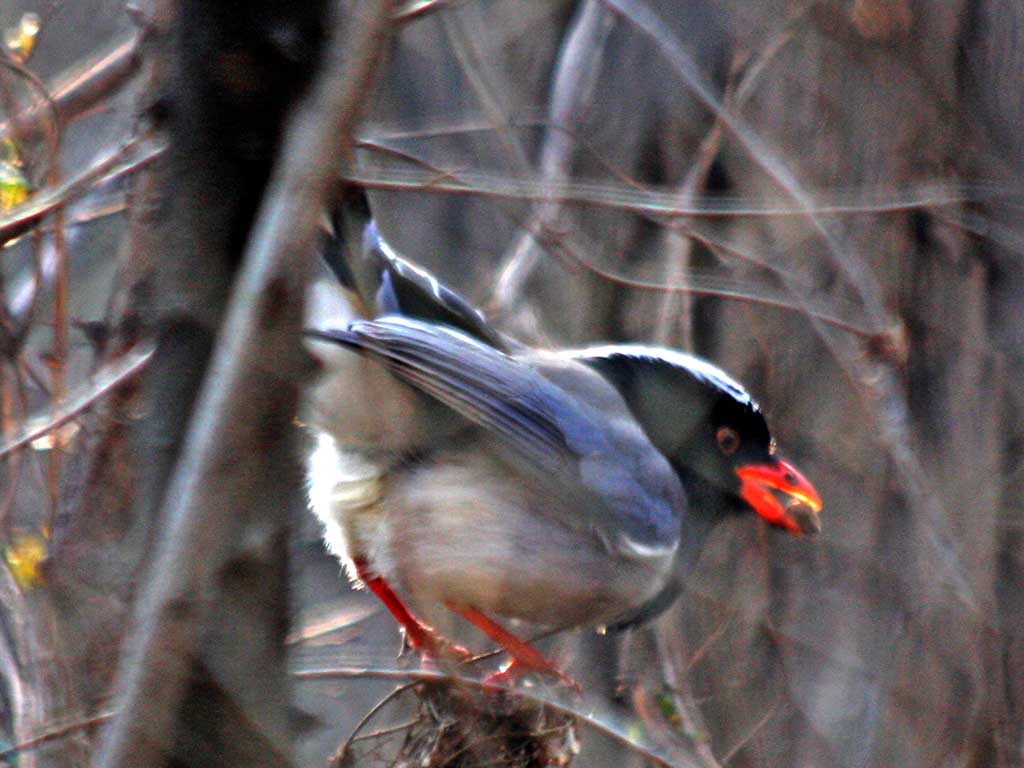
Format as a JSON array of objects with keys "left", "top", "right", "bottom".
[{"left": 303, "top": 188, "right": 823, "bottom": 682}]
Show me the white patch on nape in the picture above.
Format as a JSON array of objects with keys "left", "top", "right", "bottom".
[
  {"left": 305, "top": 431, "right": 385, "bottom": 572},
  {"left": 564, "top": 344, "right": 757, "bottom": 409}
]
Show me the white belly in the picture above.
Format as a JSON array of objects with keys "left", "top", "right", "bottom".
[{"left": 305, "top": 431, "right": 674, "bottom": 630}]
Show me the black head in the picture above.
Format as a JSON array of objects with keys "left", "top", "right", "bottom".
[{"left": 575, "top": 346, "right": 822, "bottom": 535}]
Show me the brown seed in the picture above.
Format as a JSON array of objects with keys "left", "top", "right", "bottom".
[{"left": 788, "top": 501, "right": 822, "bottom": 536}]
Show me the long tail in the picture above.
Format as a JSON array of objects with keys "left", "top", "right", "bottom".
[{"left": 319, "top": 186, "right": 509, "bottom": 350}]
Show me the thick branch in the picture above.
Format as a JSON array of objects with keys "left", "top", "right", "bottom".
[{"left": 93, "top": 2, "right": 396, "bottom": 767}]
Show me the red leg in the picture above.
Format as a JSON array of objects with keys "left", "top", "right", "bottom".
[
  {"left": 447, "top": 602, "right": 578, "bottom": 690},
  {"left": 353, "top": 559, "right": 470, "bottom": 663}
]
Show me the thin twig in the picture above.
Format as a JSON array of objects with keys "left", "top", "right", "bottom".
[
  {"left": 0, "top": 711, "right": 116, "bottom": 762},
  {"left": 351, "top": 142, "right": 875, "bottom": 336},
  {"left": 348, "top": 717, "right": 422, "bottom": 743},
  {"left": 652, "top": 67, "right": 739, "bottom": 348},
  {"left": 491, "top": 0, "right": 613, "bottom": 311},
  {"left": 0, "top": 49, "right": 62, "bottom": 189},
  {"left": 652, "top": 624, "right": 722, "bottom": 768},
  {"left": 339, "top": 682, "right": 418, "bottom": 754},
  {"left": 0, "top": 49, "right": 59, "bottom": 164},
  {"left": 50, "top": 35, "right": 139, "bottom": 125},
  {"left": 285, "top": 601, "right": 381, "bottom": 645},
  {"left": 439, "top": 5, "right": 531, "bottom": 175},
  {"left": 0, "top": 137, "right": 161, "bottom": 246},
  {"left": 0, "top": 343, "right": 153, "bottom": 459},
  {"left": 347, "top": 164, "right": 985, "bottom": 219},
  {"left": 44, "top": 76, "right": 67, "bottom": 527},
  {"left": 0, "top": 362, "right": 21, "bottom": 528},
  {"left": 0, "top": 34, "right": 139, "bottom": 141},
  {"left": 684, "top": 609, "right": 735, "bottom": 673},
  {"left": 520, "top": 215, "right": 875, "bottom": 336},
  {"left": 653, "top": 7, "right": 806, "bottom": 347},
  {"left": 719, "top": 698, "right": 781, "bottom": 765},
  {"left": 601, "top": 0, "right": 891, "bottom": 331}
]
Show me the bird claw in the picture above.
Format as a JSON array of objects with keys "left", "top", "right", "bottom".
[
  {"left": 400, "top": 624, "right": 473, "bottom": 667},
  {"left": 483, "top": 658, "right": 580, "bottom": 694}
]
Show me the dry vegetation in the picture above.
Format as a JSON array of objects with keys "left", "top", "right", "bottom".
[{"left": 0, "top": 1, "right": 1020, "bottom": 767}]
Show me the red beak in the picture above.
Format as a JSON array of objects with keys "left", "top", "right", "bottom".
[{"left": 736, "top": 458, "right": 823, "bottom": 535}]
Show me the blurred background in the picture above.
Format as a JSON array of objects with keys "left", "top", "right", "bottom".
[{"left": 0, "top": 0, "right": 1021, "bottom": 766}]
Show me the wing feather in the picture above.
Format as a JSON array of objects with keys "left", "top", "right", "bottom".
[{"left": 308, "top": 317, "right": 683, "bottom": 552}]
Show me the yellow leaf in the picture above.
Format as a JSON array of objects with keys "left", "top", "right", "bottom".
[
  {"left": 4, "top": 532, "right": 47, "bottom": 589},
  {"left": 0, "top": 161, "right": 30, "bottom": 212},
  {"left": 3, "top": 12, "right": 41, "bottom": 63}
]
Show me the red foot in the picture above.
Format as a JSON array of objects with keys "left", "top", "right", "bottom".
[
  {"left": 353, "top": 559, "right": 471, "bottom": 665},
  {"left": 448, "top": 602, "right": 579, "bottom": 691},
  {"left": 351, "top": 560, "right": 576, "bottom": 690}
]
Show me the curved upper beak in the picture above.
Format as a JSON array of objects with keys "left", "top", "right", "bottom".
[{"left": 736, "top": 458, "right": 823, "bottom": 536}]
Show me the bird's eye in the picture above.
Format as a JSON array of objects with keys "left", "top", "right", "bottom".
[{"left": 716, "top": 426, "right": 740, "bottom": 456}]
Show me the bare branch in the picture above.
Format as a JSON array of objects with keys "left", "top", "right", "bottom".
[
  {"left": 719, "top": 698, "right": 780, "bottom": 765},
  {"left": 0, "top": 137, "right": 163, "bottom": 247},
  {"left": 0, "top": 344, "right": 153, "bottom": 459},
  {"left": 652, "top": 8, "right": 806, "bottom": 347},
  {"left": 0, "top": 34, "right": 139, "bottom": 142},
  {"left": 491, "top": 0, "right": 614, "bottom": 311},
  {"left": 50, "top": 34, "right": 140, "bottom": 126},
  {"left": 600, "top": 0, "right": 893, "bottom": 332},
  {"left": 0, "top": 711, "right": 116, "bottom": 763},
  {"left": 439, "top": 5, "right": 532, "bottom": 174},
  {"left": 347, "top": 164, "right": 988, "bottom": 219}
]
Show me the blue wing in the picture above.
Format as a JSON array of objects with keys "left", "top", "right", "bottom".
[{"left": 308, "top": 316, "right": 684, "bottom": 553}]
